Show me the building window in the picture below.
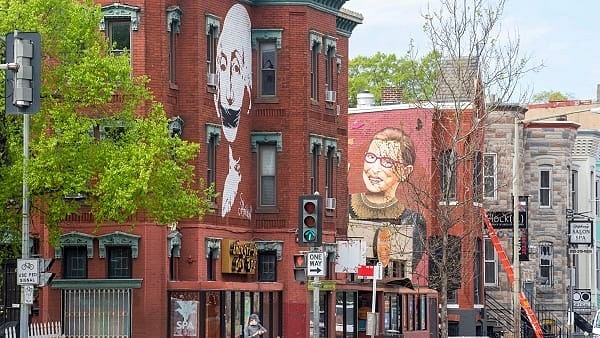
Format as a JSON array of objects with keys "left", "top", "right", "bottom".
[
  {"left": 571, "top": 170, "right": 578, "bottom": 212},
  {"left": 473, "top": 151, "right": 483, "bottom": 202},
  {"left": 207, "top": 134, "right": 218, "bottom": 189},
  {"left": 447, "top": 289, "right": 457, "bottom": 304},
  {"left": 484, "top": 237, "right": 498, "bottom": 286},
  {"left": 596, "top": 249, "right": 600, "bottom": 289},
  {"left": 107, "top": 246, "right": 132, "bottom": 279},
  {"left": 206, "top": 15, "right": 220, "bottom": 86},
  {"left": 311, "top": 143, "right": 320, "bottom": 194},
  {"left": 258, "top": 251, "right": 277, "bottom": 282},
  {"left": 325, "top": 45, "right": 335, "bottom": 97},
  {"left": 63, "top": 289, "right": 131, "bottom": 337},
  {"left": 260, "top": 41, "right": 277, "bottom": 96},
  {"left": 539, "top": 167, "right": 552, "bottom": 208},
  {"left": 440, "top": 149, "right": 457, "bottom": 200},
  {"left": 100, "top": 4, "right": 139, "bottom": 55},
  {"left": 167, "top": 6, "right": 182, "bottom": 85},
  {"left": 474, "top": 238, "right": 482, "bottom": 304},
  {"left": 107, "top": 19, "right": 131, "bottom": 55},
  {"left": 483, "top": 153, "right": 497, "bottom": 199},
  {"left": 384, "top": 260, "right": 406, "bottom": 279},
  {"left": 63, "top": 246, "right": 87, "bottom": 279},
  {"left": 309, "top": 34, "right": 321, "bottom": 100},
  {"left": 539, "top": 242, "right": 553, "bottom": 287},
  {"left": 325, "top": 146, "right": 335, "bottom": 199},
  {"left": 259, "top": 144, "right": 277, "bottom": 207}
]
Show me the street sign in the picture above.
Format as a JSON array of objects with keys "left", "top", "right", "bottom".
[
  {"left": 22, "top": 285, "right": 34, "bottom": 305},
  {"left": 357, "top": 263, "right": 383, "bottom": 280},
  {"left": 573, "top": 289, "right": 592, "bottom": 309},
  {"left": 17, "top": 259, "right": 39, "bottom": 285},
  {"left": 307, "top": 280, "right": 336, "bottom": 291},
  {"left": 307, "top": 252, "right": 325, "bottom": 276},
  {"left": 569, "top": 248, "right": 593, "bottom": 254}
]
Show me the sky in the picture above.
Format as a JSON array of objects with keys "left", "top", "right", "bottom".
[{"left": 345, "top": 0, "right": 600, "bottom": 101}]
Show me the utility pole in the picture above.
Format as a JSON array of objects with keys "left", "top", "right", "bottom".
[{"left": 312, "top": 275, "right": 320, "bottom": 338}]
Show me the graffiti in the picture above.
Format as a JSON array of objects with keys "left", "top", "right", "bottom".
[
  {"left": 238, "top": 194, "right": 252, "bottom": 219},
  {"left": 213, "top": 4, "right": 252, "bottom": 218}
]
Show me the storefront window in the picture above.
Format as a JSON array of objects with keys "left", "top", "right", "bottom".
[
  {"left": 205, "top": 291, "right": 220, "bottom": 338},
  {"left": 384, "top": 293, "right": 401, "bottom": 335},
  {"left": 170, "top": 291, "right": 200, "bottom": 338}
]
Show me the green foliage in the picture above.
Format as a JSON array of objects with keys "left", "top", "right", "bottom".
[
  {"left": 532, "top": 90, "right": 570, "bottom": 102},
  {"left": 348, "top": 51, "right": 439, "bottom": 107},
  {"left": 0, "top": 0, "right": 213, "bottom": 254}
]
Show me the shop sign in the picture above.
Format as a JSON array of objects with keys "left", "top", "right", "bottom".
[
  {"left": 569, "top": 220, "right": 593, "bottom": 245},
  {"left": 486, "top": 211, "right": 527, "bottom": 229},
  {"left": 221, "top": 239, "right": 257, "bottom": 274}
]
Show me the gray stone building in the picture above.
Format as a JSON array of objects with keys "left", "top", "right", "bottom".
[{"left": 483, "top": 103, "right": 579, "bottom": 337}]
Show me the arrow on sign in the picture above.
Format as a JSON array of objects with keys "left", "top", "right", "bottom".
[{"left": 309, "top": 267, "right": 322, "bottom": 274}]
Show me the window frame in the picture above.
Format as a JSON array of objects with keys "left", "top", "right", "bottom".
[
  {"left": 311, "top": 143, "right": 320, "bottom": 194},
  {"left": 107, "top": 246, "right": 133, "bottom": 279},
  {"left": 539, "top": 242, "right": 553, "bottom": 287},
  {"left": 207, "top": 133, "right": 218, "bottom": 190},
  {"left": 258, "top": 143, "right": 277, "bottom": 208},
  {"left": 310, "top": 42, "right": 320, "bottom": 101},
  {"left": 483, "top": 153, "right": 497, "bottom": 199},
  {"left": 473, "top": 151, "right": 483, "bottom": 203},
  {"left": 483, "top": 237, "right": 498, "bottom": 286},
  {"left": 259, "top": 40, "right": 277, "bottom": 97},
  {"left": 168, "top": 22, "right": 177, "bottom": 85},
  {"left": 325, "top": 46, "right": 335, "bottom": 94},
  {"left": 106, "top": 19, "right": 131, "bottom": 55},
  {"left": 206, "top": 20, "right": 219, "bottom": 84},
  {"left": 440, "top": 149, "right": 457, "bottom": 200},
  {"left": 258, "top": 251, "right": 277, "bottom": 282},
  {"left": 539, "top": 167, "right": 552, "bottom": 208},
  {"left": 474, "top": 238, "right": 482, "bottom": 304},
  {"left": 325, "top": 146, "right": 335, "bottom": 199},
  {"left": 63, "top": 246, "right": 88, "bottom": 279}
]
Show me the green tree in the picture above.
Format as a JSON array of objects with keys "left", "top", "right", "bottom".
[
  {"left": 532, "top": 90, "right": 570, "bottom": 102},
  {"left": 348, "top": 51, "right": 439, "bottom": 107},
  {"left": 0, "top": 0, "right": 213, "bottom": 257}
]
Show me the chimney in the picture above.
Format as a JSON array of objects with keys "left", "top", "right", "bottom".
[
  {"left": 597, "top": 84, "right": 600, "bottom": 103},
  {"left": 381, "top": 86, "right": 403, "bottom": 105}
]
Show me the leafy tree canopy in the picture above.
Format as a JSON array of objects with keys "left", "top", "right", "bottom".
[
  {"left": 532, "top": 90, "right": 570, "bottom": 102},
  {"left": 348, "top": 51, "right": 439, "bottom": 107},
  {"left": 0, "top": 0, "right": 213, "bottom": 255}
]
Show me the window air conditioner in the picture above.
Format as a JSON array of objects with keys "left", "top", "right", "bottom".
[
  {"left": 207, "top": 73, "right": 218, "bottom": 87},
  {"left": 325, "top": 197, "right": 336, "bottom": 210},
  {"left": 325, "top": 90, "right": 337, "bottom": 103}
]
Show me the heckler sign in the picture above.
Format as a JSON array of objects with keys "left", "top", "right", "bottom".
[{"left": 486, "top": 211, "right": 527, "bottom": 229}]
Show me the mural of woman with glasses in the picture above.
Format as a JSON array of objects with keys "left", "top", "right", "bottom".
[{"left": 350, "top": 127, "right": 418, "bottom": 220}]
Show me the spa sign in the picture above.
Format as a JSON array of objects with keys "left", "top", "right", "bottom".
[{"left": 221, "top": 239, "right": 257, "bottom": 274}]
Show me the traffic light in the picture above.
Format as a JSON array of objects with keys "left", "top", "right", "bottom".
[
  {"left": 293, "top": 253, "right": 307, "bottom": 282},
  {"left": 5, "top": 32, "right": 41, "bottom": 114},
  {"left": 298, "top": 195, "right": 322, "bottom": 246}
]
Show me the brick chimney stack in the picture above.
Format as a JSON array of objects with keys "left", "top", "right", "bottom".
[{"left": 381, "top": 86, "right": 403, "bottom": 105}]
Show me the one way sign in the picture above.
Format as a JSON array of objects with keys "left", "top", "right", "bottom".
[{"left": 307, "top": 252, "right": 326, "bottom": 277}]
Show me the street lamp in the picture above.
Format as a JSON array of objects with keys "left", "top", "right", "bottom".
[{"left": 512, "top": 107, "right": 600, "bottom": 338}]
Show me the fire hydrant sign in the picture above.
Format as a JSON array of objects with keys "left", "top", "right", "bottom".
[
  {"left": 307, "top": 252, "right": 325, "bottom": 276},
  {"left": 17, "top": 259, "right": 39, "bottom": 285}
]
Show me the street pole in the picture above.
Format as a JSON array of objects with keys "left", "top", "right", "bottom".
[
  {"left": 312, "top": 275, "right": 320, "bottom": 338},
  {"left": 513, "top": 116, "right": 521, "bottom": 338},
  {"left": 19, "top": 112, "right": 30, "bottom": 338},
  {"left": 371, "top": 271, "right": 377, "bottom": 338}
]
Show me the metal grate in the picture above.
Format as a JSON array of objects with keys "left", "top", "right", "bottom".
[{"left": 62, "top": 288, "right": 131, "bottom": 338}]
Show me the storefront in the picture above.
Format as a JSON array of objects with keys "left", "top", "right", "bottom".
[{"left": 168, "top": 290, "right": 283, "bottom": 338}]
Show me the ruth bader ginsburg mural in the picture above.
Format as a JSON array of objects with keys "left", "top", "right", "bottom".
[
  {"left": 348, "top": 109, "right": 432, "bottom": 277},
  {"left": 213, "top": 4, "right": 252, "bottom": 218}
]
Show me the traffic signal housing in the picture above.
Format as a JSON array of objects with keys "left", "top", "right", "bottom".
[
  {"left": 298, "top": 195, "right": 322, "bottom": 246},
  {"left": 5, "top": 32, "right": 41, "bottom": 114},
  {"left": 293, "top": 253, "right": 307, "bottom": 282}
]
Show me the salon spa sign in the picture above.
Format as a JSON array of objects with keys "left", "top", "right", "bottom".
[{"left": 221, "top": 239, "right": 257, "bottom": 274}]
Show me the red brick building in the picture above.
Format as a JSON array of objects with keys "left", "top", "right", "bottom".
[{"left": 32, "top": 1, "right": 362, "bottom": 337}]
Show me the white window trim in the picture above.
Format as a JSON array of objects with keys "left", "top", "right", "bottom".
[
  {"left": 539, "top": 167, "right": 552, "bottom": 208},
  {"left": 483, "top": 237, "right": 498, "bottom": 286}
]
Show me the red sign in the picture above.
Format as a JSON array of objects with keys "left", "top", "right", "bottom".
[{"left": 357, "top": 265, "right": 374, "bottom": 277}]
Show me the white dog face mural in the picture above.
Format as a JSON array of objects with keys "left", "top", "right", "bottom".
[{"left": 214, "top": 4, "right": 252, "bottom": 218}]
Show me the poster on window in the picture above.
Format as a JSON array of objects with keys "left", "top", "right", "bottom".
[{"left": 171, "top": 298, "right": 199, "bottom": 337}]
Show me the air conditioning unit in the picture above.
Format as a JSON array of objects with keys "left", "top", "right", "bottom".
[
  {"left": 325, "top": 90, "right": 337, "bottom": 103},
  {"left": 207, "top": 73, "right": 218, "bottom": 86},
  {"left": 325, "top": 197, "right": 336, "bottom": 210}
]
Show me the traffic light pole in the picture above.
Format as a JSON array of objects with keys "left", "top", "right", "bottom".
[
  {"left": 19, "top": 113, "right": 30, "bottom": 338},
  {"left": 312, "top": 275, "right": 320, "bottom": 338}
]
